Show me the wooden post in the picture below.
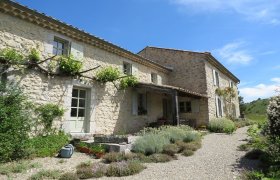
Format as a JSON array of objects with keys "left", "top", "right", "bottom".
[{"left": 172, "top": 90, "right": 180, "bottom": 126}]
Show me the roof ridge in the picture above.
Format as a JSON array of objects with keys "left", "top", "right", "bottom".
[{"left": 144, "top": 46, "right": 209, "bottom": 54}]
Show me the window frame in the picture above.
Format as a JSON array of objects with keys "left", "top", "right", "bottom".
[
  {"left": 123, "top": 62, "right": 132, "bottom": 75},
  {"left": 137, "top": 93, "right": 147, "bottom": 115},
  {"left": 53, "top": 37, "right": 70, "bottom": 56},
  {"left": 179, "top": 101, "right": 192, "bottom": 113},
  {"left": 70, "top": 88, "right": 87, "bottom": 120},
  {"left": 215, "top": 71, "right": 220, "bottom": 87}
]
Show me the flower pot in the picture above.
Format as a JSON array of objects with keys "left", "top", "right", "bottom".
[
  {"left": 95, "top": 152, "right": 105, "bottom": 159},
  {"left": 78, "top": 147, "right": 91, "bottom": 154}
]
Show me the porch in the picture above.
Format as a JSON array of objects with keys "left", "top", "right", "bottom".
[{"left": 133, "top": 82, "right": 209, "bottom": 128}]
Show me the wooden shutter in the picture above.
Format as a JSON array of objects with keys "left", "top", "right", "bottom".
[
  {"left": 44, "top": 34, "right": 54, "bottom": 55},
  {"left": 191, "top": 100, "right": 200, "bottom": 113},
  {"left": 132, "top": 65, "right": 138, "bottom": 77},
  {"left": 71, "top": 42, "right": 84, "bottom": 61},
  {"left": 213, "top": 69, "right": 216, "bottom": 86},
  {"left": 157, "top": 74, "right": 162, "bottom": 85},
  {"left": 132, "top": 91, "right": 138, "bottom": 115}
]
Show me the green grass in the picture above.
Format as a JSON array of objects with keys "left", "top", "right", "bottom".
[
  {"left": 244, "top": 98, "right": 269, "bottom": 115},
  {"left": 246, "top": 114, "right": 267, "bottom": 124}
]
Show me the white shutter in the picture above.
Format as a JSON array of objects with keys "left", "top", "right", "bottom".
[
  {"left": 191, "top": 100, "right": 200, "bottom": 113},
  {"left": 221, "top": 97, "right": 224, "bottom": 116},
  {"left": 71, "top": 42, "right": 84, "bottom": 61},
  {"left": 215, "top": 95, "right": 219, "bottom": 117},
  {"left": 132, "top": 65, "right": 138, "bottom": 77},
  {"left": 132, "top": 91, "right": 138, "bottom": 115},
  {"left": 44, "top": 34, "right": 54, "bottom": 55},
  {"left": 213, "top": 69, "right": 216, "bottom": 86},
  {"left": 157, "top": 74, "right": 162, "bottom": 85}
]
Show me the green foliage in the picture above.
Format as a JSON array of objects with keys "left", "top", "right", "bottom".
[
  {"left": 242, "top": 170, "right": 265, "bottom": 180},
  {"left": 35, "top": 103, "right": 64, "bottom": 132},
  {"left": 162, "top": 144, "right": 180, "bottom": 156},
  {"left": 28, "top": 48, "right": 40, "bottom": 62},
  {"left": 233, "top": 118, "right": 253, "bottom": 128},
  {"left": 244, "top": 98, "right": 269, "bottom": 115},
  {"left": 0, "top": 48, "right": 24, "bottom": 64},
  {"left": 182, "top": 149, "right": 194, "bottom": 157},
  {"left": 90, "top": 144, "right": 105, "bottom": 153},
  {"left": 58, "top": 172, "right": 79, "bottom": 180},
  {"left": 0, "top": 161, "right": 40, "bottom": 175},
  {"left": 183, "top": 131, "right": 201, "bottom": 143},
  {"left": 28, "top": 131, "right": 69, "bottom": 157},
  {"left": 76, "top": 166, "right": 94, "bottom": 179},
  {"left": 103, "top": 152, "right": 126, "bottom": 163},
  {"left": 106, "top": 161, "right": 145, "bottom": 177},
  {"left": 59, "top": 55, "right": 82, "bottom": 75},
  {"left": 96, "top": 66, "right": 120, "bottom": 83},
  {"left": 119, "top": 76, "right": 138, "bottom": 89},
  {"left": 182, "top": 141, "right": 202, "bottom": 151},
  {"left": 132, "top": 134, "right": 170, "bottom": 155},
  {"left": 238, "top": 144, "right": 251, "bottom": 151},
  {"left": 267, "top": 95, "right": 280, "bottom": 140},
  {"left": 0, "top": 83, "right": 32, "bottom": 162},
  {"left": 28, "top": 170, "right": 61, "bottom": 180},
  {"left": 246, "top": 114, "right": 267, "bottom": 124},
  {"left": 208, "top": 118, "right": 236, "bottom": 134}
]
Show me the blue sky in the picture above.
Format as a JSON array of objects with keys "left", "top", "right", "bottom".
[{"left": 16, "top": 0, "right": 280, "bottom": 102}]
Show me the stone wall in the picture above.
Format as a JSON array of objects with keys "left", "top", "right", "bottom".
[
  {"left": 0, "top": 12, "right": 169, "bottom": 135},
  {"left": 205, "top": 61, "right": 240, "bottom": 119}
]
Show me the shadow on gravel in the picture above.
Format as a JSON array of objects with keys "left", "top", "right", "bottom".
[{"left": 233, "top": 155, "right": 261, "bottom": 173}]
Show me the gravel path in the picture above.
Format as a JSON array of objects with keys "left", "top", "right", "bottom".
[{"left": 101, "top": 127, "right": 252, "bottom": 180}]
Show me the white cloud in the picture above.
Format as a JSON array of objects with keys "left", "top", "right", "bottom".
[
  {"left": 239, "top": 78, "right": 280, "bottom": 102},
  {"left": 170, "top": 0, "right": 280, "bottom": 25},
  {"left": 215, "top": 41, "right": 253, "bottom": 65}
]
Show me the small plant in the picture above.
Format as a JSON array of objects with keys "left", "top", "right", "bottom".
[
  {"left": 106, "top": 161, "right": 145, "bottom": 177},
  {"left": 28, "top": 48, "right": 40, "bottom": 62},
  {"left": 183, "top": 131, "right": 201, "bottom": 143},
  {"left": 162, "top": 144, "right": 180, "bottom": 156},
  {"left": 182, "top": 149, "right": 194, "bottom": 157},
  {"left": 0, "top": 161, "right": 40, "bottom": 175},
  {"left": 28, "top": 170, "right": 61, "bottom": 180},
  {"left": 147, "top": 154, "right": 173, "bottom": 163},
  {"left": 241, "top": 170, "right": 265, "bottom": 180},
  {"left": 76, "top": 166, "right": 94, "bottom": 179},
  {"left": 76, "top": 161, "right": 92, "bottom": 169},
  {"left": 132, "top": 134, "right": 170, "bottom": 155},
  {"left": 96, "top": 66, "right": 120, "bottom": 83},
  {"left": 119, "top": 76, "right": 138, "bottom": 89},
  {"left": 103, "top": 152, "right": 125, "bottom": 163},
  {"left": 59, "top": 172, "right": 79, "bottom": 180},
  {"left": 0, "top": 48, "right": 24, "bottom": 64},
  {"left": 59, "top": 55, "right": 82, "bottom": 75},
  {"left": 91, "top": 163, "right": 107, "bottom": 178},
  {"left": 184, "top": 141, "right": 202, "bottom": 151},
  {"left": 208, "top": 118, "right": 236, "bottom": 134},
  {"left": 35, "top": 103, "right": 64, "bottom": 132},
  {"left": 238, "top": 144, "right": 251, "bottom": 151}
]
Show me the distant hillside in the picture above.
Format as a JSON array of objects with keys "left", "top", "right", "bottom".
[{"left": 244, "top": 98, "right": 269, "bottom": 115}]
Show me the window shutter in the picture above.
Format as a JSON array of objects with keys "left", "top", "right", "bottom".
[
  {"left": 132, "top": 65, "right": 138, "bottom": 77},
  {"left": 70, "top": 42, "right": 84, "bottom": 61},
  {"left": 157, "top": 74, "right": 162, "bottom": 85},
  {"left": 213, "top": 69, "right": 216, "bottom": 86},
  {"left": 215, "top": 95, "right": 219, "bottom": 117},
  {"left": 132, "top": 91, "right": 138, "bottom": 115},
  {"left": 191, "top": 100, "right": 200, "bottom": 113},
  {"left": 44, "top": 34, "right": 54, "bottom": 55},
  {"left": 221, "top": 97, "right": 224, "bottom": 116}
]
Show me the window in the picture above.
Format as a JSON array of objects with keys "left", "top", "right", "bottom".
[
  {"left": 229, "top": 81, "right": 234, "bottom": 88},
  {"left": 123, "top": 62, "right": 132, "bottom": 75},
  {"left": 53, "top": 37, "right": 69, "bottom": 56},
  {"left": 70, "top": 88, "right": 87, "bottom": 118},
  {"left": 138, "top": 93, "right": 147, "bottom": 115},
  {"left": 151, "top": 73, "right": 158, "bottom": 84},
  {"left": 216, "top": 96, "right": 223, "bottom": 117},
  {"left": 179, "top": 101, "right": 192, "bottom": 113}
]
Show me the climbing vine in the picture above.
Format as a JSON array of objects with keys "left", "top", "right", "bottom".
[
  {"left": 0, "top": 48, "right": 137, "bottom": 90},
  {"left": 215, "top": 87, "right": 237, "bottom": 119}
]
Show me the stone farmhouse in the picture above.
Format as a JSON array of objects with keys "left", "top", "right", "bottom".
[{"left": 0, "top": 0, "right": 240, "bottom": 136}]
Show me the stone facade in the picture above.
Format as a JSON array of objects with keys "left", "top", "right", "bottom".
[
  {"left": 138, "top": 47, "right": 240, "bottom": 124},
  {"left": 0, "top": 1, "right": 240, "bottom": 136}
]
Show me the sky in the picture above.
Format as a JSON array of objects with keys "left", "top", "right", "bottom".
[{"left": 16, "top": 0, "right": 280, "bottom": 102}]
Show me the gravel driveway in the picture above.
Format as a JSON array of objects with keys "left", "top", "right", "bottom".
[{"left": 101, "top": 127, "right": 251, "bottom": 180}]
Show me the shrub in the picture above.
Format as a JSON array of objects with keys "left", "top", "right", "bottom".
[
  {"left": 183, "top": 131, "right": 201, "bottom": 143},
  {"left": 0, "top": 161, "right": 40, "bottom": 175},
  {"left": 162, "top": 144, "right": 179, "bottom": 156},
  {"left": 267, "top": 95, "right": 280, "bottom": 139},
  {"left": 175, "top": 141, "right": 189, "bottom": 152},
  {"left": 96, "top": 66, "right": 120, "bottom": 83},
  {"left": 245, "top": 149, "right": 264, "bottom": 160},
  {"left": 183, "top": 141, "right": 202, "bottom": 151},
  {"left": 106, "top": 161, "right": 145, "bottom": 177},
  {"left": 91, "top": 163, "right": 107, "bottom": 178},
  {"left": 35, "top": 103, "right": 64, "bottom": 132},
  {"left": 147, "top": 154, "right": 173, "bottom": 163},
  {"left": 103, "top": 152, "right": 125, "bottom": 163},
  {"left": 233, "top": 118, "right": 253, "bottom": 128},
  {"left": 59, "top": 172, "right": 79, "bottom": 180},
  {"left": 119, "top": 76, "right": 138, "bottom": 89},
  {"left": 0, "top": 48, "right": 24, "bottom": 64},
  {"left": 208, "top": 118, "right": 236, "bottom": 134},
  {"left": 182, "top": 149, "right": 194, "bottom": 157},
  {"left": 28, "top": 131, "right": 69, "bottom": 157},
  {"left": 76, "top": 161, "right": 92, "bottom": 169},
  {"left": 241, "top": 170, "right": 265, "bottom": 180},
  {"left": 0, "top": 83, "right": 32, "bottom": 162},
  {"left": 28, "top": 170, "right": 61, "bottom": 180},
  {"left": 238, "top": 144, "right": 251, "bottom": 151},
  {"left": 132, "top": 134, "right": 170, "bottom": 155},
  {"left": 76, "top": 166, "right": 94, "bottom": 179},
  {"left": 160, "top": 126, "right": 189, "bottom": 143},
  {"left": 59, "top": 55, "right": 82, "bottom": 75}
]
